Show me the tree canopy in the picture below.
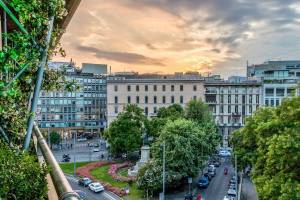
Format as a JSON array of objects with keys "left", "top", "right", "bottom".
[
  {"left": 104, "top": 104, "right": 147, "bottom": 156},
  {"left": 185, "top": 98, "right": 213, "bottom": 124},
  {"left": 137, "top": 118, "right": 219, "bottom": 193},
  {"left": 231, "top": 97, "right": 300, "bottom": 200}
]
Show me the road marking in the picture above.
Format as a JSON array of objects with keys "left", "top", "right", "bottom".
[{"left": 103, "top": 191, "right": 122, "bottom": 200}]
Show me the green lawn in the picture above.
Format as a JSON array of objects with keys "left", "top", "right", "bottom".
[
  {"left": 59, "top": 161, "right": 93, "bottom": 175},
  {"left": 91, "top": 165, "right": 144, "bottom": 200},
  {"left": 117, "top": 167, "right": 129, "bottom": 177}
]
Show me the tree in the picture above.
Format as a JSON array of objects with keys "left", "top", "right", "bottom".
[
  {"left": 185, "top": 98, "right": 213, "bottom": 124},
  {"left": 104, "top": 104, "right": 147, "bottom": 156},
  {"left": 137, "top": 119, "right": 209, "bottom": 192},
  {"left": 156, "top": 104, "right": 184, "bottom": 120},
  {"left": 147, "top": 104, "right": 184, "bottom": 137},
  {"left": 0, "top": 141, "right": 48, "bottom": 199},
  {"left": 231, "top": 97, "right": 300, "bottom": 200},
  {"left": 50, "top": 131, "right": 61, "bottom": 149}
]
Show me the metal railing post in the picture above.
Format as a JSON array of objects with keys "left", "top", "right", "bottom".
[{"left": 23, "top": 16, "right": 54, "bottom": 150}]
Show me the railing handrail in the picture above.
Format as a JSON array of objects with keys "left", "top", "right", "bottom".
[{"left": 33, "top": 123, "right": 80, "bottom": 200}]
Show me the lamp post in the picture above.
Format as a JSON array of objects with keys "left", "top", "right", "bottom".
[{"left": 74, "top": 131, "right": 77, "bottom": 177}]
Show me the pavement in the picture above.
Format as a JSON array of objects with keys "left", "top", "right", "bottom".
[
  {"left": 241, "top": 176, "right": 258, "bottom": 200},
  {"left": 66, "top": 175, "right": 122, "bottom": 200}
]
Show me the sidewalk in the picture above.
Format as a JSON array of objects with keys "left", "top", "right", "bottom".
[{"left": 241, "top": 176, "right": 258, "bottom": 200}]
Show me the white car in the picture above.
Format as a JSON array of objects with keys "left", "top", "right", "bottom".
[
  {"left": 227, "top": 188, "right": 237, "bottom": 196},
  {"left": 93, "top": 148, "right": 100, "bottom": 152},
  {"left": 219, "top": 150, "right": 231, "bottom": 157},
  {"left": 89, "top": 182, "right": 104, "bottom": 193}
]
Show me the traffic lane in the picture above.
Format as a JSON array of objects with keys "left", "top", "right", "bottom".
[
  {"left": 66, "top": 176, "right": 122, "bottom": 200},
  {"left": 197, "top": 158, "right": 233, "bottom": 200}
]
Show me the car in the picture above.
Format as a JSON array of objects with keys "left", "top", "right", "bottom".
[
  {"left": 78, "top": 177, "right": 92, "bottom": 187},
  {"left": 93, "top": 143, "right": 100, "bottom": 147},
  {"left": 219, "top": 150, "right": 231, "bottom": 157},
  {"left": 61, "top": 154, "right": 71, "bottom": 162},
  {"left": 208, "top": 164, "right": 216, "bottom": 176},
  {"left": 93, "top": 148, "right": 100, "bottom": 152},
  {"left": 197, "top": 176, "right": 209, "bottom": 188},
  {"left": 204, "top": 172, "right": 213, "bottom": 181},
  {"left": 89, "top": 182, "right": 105, "bottom": 193},
  {"left": 213, "top": 160, "right": 221, "bottom": 167},
  {"left": 74, "top": 190, "right": 87, "bottom": 200},
  {"left": 227, "top": 188, "right": 237, "bottom": 196}
]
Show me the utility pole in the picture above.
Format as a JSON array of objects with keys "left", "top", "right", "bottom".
[
  {"left": 235, "top": 154, "right": 238, "bottom": 197},
  {"left": 74, "top": 132, "right": 77, "bottom": 177},
  {"left": 162, "top": 141, "right": 166, "bottom": 200}
]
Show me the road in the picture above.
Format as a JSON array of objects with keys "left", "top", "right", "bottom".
[
  {"left": 197, "top": 158, "right": 233, "bottom": 200},
  {"left": 52, "top": 138, "right": 109, "bottom": 163},
  {"left": 66, "top": 175, "right": 122, "bottom": 200}
]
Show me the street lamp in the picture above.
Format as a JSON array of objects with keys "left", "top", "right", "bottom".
[
  {"left": 159, "top": 140, "right": 166, "bottom": 200},
  {"left": 73, "top": 131, "right": 77, "bottom": 177}
]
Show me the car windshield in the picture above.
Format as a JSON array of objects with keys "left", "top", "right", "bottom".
[
  {"left": 198, "top": 178, "right": 207, "bottom": 183},
  {"left": 93, "top": 183, "right": 101, "bottom": 187}
]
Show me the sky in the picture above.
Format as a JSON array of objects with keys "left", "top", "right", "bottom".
[{"left": 54, "top": 0, "right": 300, "bottom": 77}]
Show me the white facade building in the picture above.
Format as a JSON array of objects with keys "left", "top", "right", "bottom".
[{"left": 247, "top": 60, "right": 300, "bottom": 106}]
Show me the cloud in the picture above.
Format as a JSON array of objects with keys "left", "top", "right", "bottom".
[
  {"left": 76, "top": 45, "right": 165, "bottom": 66},
  {"left": 211, "top": 48, "right": 221, "bottom": 54}
]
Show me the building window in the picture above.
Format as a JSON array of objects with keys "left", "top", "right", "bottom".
[
  {"left": 228, "top": 105, "right": 231, "bottom": 113},
  {"left": 220, "top": 105, "right": 224, "bottom": 113},
  {"left": 127, "top": 96, "right": 131, "bottom": 104},
  {"left": 235, "top": 95, "right": 238, "bottom": 104},
  {"left": 145, "top": 85, "right": 148, "bottom": 91},
  {"left": 171, "top": 85, "right": 175, "bottom": 91},
  {"left": 114, "top": 96, "right": 118, "bottom": 104},
  {"left": 171, "top": 96, "right": 175, "bottom": 103},
  {"left": 136, "top": 96, "right": 140, "bottom": 104},
  {"left": 162, "top": 96, "right": 166, "bottom": 104},
  {"left": 242, "top": 105, "right": 245, "bottom": 115},
  {"left": 228, "top": 95, "right": 231, "bottom": 104},
  {"left": 127, "top": 85, "right": 131, "bottom": 91},
  {"left": 154, "top": 85, "right": 157, "bottom": 91},
  {"left": 249, "top": 95, "right": 252, "bottom": 104},
  {"left": 270, "top": 99, "right": 274, "bottom": 106},
  {"left": 235, "top": 105, "right": 238, "bottom": 113},
  {"left": 242, "top": 95, "right": 245, "bottom": 104},
  {"left": 180, "top": 96, "right": 184, "bottom": 104},
  {"left": 249, "top": 105, "right": 252, "bottom": 114},
  {"left": 145, "top": 107, "right": 148, "bottom": 115},
  {"left": 162, "top": 85, "right": 166, "bottom": 91},
  {"left": 154, "top": 96, "right": 157, "bottom": 104},
  {"left": 193, "top": 85, "right": 197, "bottom": 91},
  {"left": 265, "top": 88, "right": 274, "bottom": 97},
  {"left": 145, "top": 96, "right": 148, "bottom": 104},
  {"left": 193, "top": 96, "right": 197, "bottom": 100},
  {"left": 136, "top": 85, "right": 139, "bottom": 92},
  {"left": 276, "top": 88, "right": 285, "bottom": 97},
  {"left": 114, "top": 106, "right": 118, "bottom": 114},
  {"left": 114, "top": 85, "right": 118, "bottom": 92},
  {"left": 265, "top": 99, "right": 269, "bottom": 106},
  {"left": 256, "top": 95, "right": 259, "bottom": 104},
  {"left": 276, "top": 99, "right": 279, "bottom": 106},
  {"left": 154, "top": 107, "right": 157, "bottom": 114},
  {"left": 220, "top": 95, "right": 224, "bottom": 103},
  {"left": 180, "top": 85, "right": 183, "bottom": 91}
]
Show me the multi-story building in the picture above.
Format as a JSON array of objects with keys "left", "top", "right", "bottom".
[
  {"left": 247, "top": 60, "right": 300, "bottom": 106},
  {"left": 36, "top": 62, "right": 107, "bottom": 137},
  {"left": 204, "top": 80, "right": 262, "bottom": 147},
  {"left": 106, "top": 72, "right": 206, "bottom": 125}
]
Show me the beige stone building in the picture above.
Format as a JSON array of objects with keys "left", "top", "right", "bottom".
[{"left": 106, "top": 72, "right": 207, "bottom": 125}]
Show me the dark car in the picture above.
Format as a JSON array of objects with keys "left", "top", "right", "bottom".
[
  {"left": 204, "top": 172, "right": 213, "bottom": 181},
  {"left": 197, "top": 176, "right": 209, "bottom": 188},
  {"left": 78, "top": 177, "right": 92, "bottom": 187},
  {"left": 61, "top": 154, "right": 71, "bottom": 162},
  {"left": 74, "top": 190, "right": 87, "bottom": 200}
]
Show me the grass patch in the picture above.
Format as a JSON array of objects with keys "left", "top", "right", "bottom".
[
  {"left": 91, "top": 165, "right": 144, "bottom": 200},
  {"left": 59, "top": 162, "right": 92, "bottom": 175},
  {"left": 117, "top": 167, "right": 129, "bottom": 177}
]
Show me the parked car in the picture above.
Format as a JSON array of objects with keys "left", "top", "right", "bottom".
[
  {"left": 227, "top": 188, "right": 237, "bottom": 196},
  {"left": 204, "top": 172, "right": 213, "bottom": 181},
  {"left": 74, "top": 190, "right": 87, "bottom": 200},
  {"left": 93, "top": 143, "right": 100, "bottom": 147},
  {"left": 213, "top": 160, "right": 221, "bottom": 167},
  {"left": 197, "top": 176, "right": 209, "bottom": 188},
  {"left": 78, "top": 177, "right": 92, "bottom": 187},
  {"left": 93, "top": 148, "right": 100, "bottom": 152},
  {"left": 219, "top": 150, "right": 231, "bottom": 157},
  {"left": 89, "top": 182, "right": 105, "bottom": 193}
]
